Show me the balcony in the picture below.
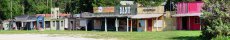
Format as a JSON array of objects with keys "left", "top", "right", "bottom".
[
  {"left": 172, "top": 1, "right": 203, "bottom": 17},
  {"left": 176, "top": 1, "right": 203, "bottom": 14}
]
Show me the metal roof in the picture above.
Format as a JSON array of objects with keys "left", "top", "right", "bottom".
[{"left": 14, "top": 15, "right": 36, "bottom": 22}]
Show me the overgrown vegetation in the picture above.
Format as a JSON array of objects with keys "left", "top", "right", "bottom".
[
  {"left": 92, "top": 0, "right": 120, "bottom": 7},
  {"left": 0, "top": 0, "right": 92, "bottom": 20},
  {"left": 135, "top": 0, "right": 164, "bottom": 7},
  {"left": 201, "top": 0, "right": 230, "bottom": 39}
]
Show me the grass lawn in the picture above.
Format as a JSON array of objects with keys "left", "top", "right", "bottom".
[{"left": 0, "top": 30, "right": 201, "bottom": 40}]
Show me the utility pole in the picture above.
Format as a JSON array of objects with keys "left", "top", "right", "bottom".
[
  {"left": 10, "top": 0, "right": 12, "bottom": 30},
  {"left": 51, "top": 0, "right": 52, "bottom": 8},
  {"left": 47, "top": 0, "right": 49, "bottom": 14},
  {"left": 10, "top": 0, "right": 12, "bottom": 19},
  {"left": 47, "top": 0, "right": 49, "bottom": 8}
]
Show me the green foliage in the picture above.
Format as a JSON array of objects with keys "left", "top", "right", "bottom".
[
  {"left": 26, "top": 0, "right": 49, "bottom": 14},
  {"left": 212, "top": 36, "right": 230, "bottom": 40},
  {"left": 201, "top": 0, "right": 230, "bottom": 39},
  {"left": 0, "top": 0, "right": 22, "bottom": 20},
  {"left": 135, "top": 0, "right": 164, "bottom": 7},
  {"left": 92, "top": 0, "right": 119, "bottom": 7},
  {"left": 92, "top": 0, "right": 165, "bottom": 7},
  {"left": 0, "top": 0, "right": 84, "bottom": 20}
]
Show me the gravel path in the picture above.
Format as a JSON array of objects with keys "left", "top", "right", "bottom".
[{"left": 0, "top": 34, "right": 102, "bottom": 40}]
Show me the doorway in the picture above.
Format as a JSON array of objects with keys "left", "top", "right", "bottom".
[
  {"left": 138, "top": 20, "right": 145, "bottom": 32},
  {"left": 147, "top": 19, "right": 152, "bottom": 31},
  {"left": 56, "top": 21, "right": 60, "bottom": 30},
  {"left": 182, "top": 17, "right": 188, "bottom": 30}
]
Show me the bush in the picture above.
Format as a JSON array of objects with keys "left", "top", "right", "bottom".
[
  {"left": 212, "top": 36, "right": 230, "bottom": 40},
  {"left": 201, "top": 12, "right": 230, "bottom": 39},
  {"left": 201, "top": 0, "right": 230, "bottom": 39}
]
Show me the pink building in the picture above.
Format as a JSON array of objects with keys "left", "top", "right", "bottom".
[{"left": 172, "top": 1, "right": 203, "bottom": 30}]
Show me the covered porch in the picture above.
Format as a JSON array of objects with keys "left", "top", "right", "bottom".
[
  {"left": 172, "top": 13, "right": 201, "bottom": 30},
  {"left": 14, "top": 15, "right": 38, "bottom": 30},
  {"left": 130, "top": 14, "right": 165, "bottom": 32},
  {"left": 83, "top": 17, "right": 131, "bottom": 32}
]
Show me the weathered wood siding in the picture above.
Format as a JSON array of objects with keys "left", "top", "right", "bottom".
[{"left": 137, "top": 6, "right": 164, "bottom": 14}]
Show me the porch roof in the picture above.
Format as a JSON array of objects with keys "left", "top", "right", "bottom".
[
  {"left": 172, "top": 13, "right": 201, "bottom": 17},
  {"left": 14, "top": 15, "right": 36, "bottom": 22},
  {"left": 130, "top": 14, "right": 163, "bottom": 19}
]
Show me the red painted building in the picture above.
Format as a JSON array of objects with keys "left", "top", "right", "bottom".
[{"left": 172, "top": 1, "right": 203, "bottom": 30}]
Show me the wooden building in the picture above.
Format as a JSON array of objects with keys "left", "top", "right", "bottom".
[
  {"left": 172, "top": 1, "right": 203, "bottom": 30},
  {"left": 81, "top": 1, "right": 135, "bottom": 32},
  {"left": 129, "top": 4, "right": 165, "bottom": 32}
]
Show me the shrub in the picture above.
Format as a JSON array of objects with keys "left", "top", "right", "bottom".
[
  {"left": 212, "top": 36, "right": 230, "bottom": 40},
  {"left": 201, "top": 0, "right": 230, "bottom": 39}
]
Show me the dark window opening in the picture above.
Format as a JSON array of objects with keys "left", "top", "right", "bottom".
[{"left": 196, "top": 0, "right": 202, "bottom": 1}]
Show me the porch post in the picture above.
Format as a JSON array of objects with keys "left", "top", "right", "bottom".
[
  {"left": 21, "top": 22, "right": 24, "bottom": 30},
  {"left": 58, "top": 20, "right": 62, "bottom": 30},
  {"left": 180, "top": 17, "right": 182, "bottom": 30},
  {"left": 105, "top": 18, "right": 107, "bottom": 32},
  {"left": 21, "top": 22, "right": 24, "bottom": 28},
  {"left": 50, "top": 21, "right": 53, "bottom": 30},
  {"left": 44, "top": 21, "right": 46, "bottom": 30},
  {"left": 152, "top": 18, "right": 154, "bottom": 31},
  {"left": 127, "top": 18, "right": 129, "bottom": 32},
  {"left": 85, "top": 20, "right": 88, "bottom": 31},
  {"left": 54, "top": 20, "right": 57, "bottom": 30},
  {"left": 62, "top": 20, "right": 64, "bottom": 30},
  {"left": 30, "top": 22, "right": 33, "bottom": 30},
  {"left": 188, "top": 17, "right": 191, "bottom": 30},
  {"left": 115, "top": 18, "right": 118, "bottom": 32},
  {"left": 137, "top": 20, "right": 139, "bottom": 32},
  {"left": 145, "top": 20, "right": 147, "bottom": 32},
  {"left": 131, "top": 19, "right": 133, "bottom": 32},
  {"left": 156, "top": 17, "right": 158, "bottom": 31}
]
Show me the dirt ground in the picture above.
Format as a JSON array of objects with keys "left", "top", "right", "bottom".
[{"left": 0, "top": 34, "right": 104, "bottom": 40}]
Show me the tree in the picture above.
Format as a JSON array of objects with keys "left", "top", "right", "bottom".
[
  {"left": 0, "top": 0, "right": 23, "bottom": 20},
  {"left": 24, "top": 0, "right": 50, "bottom": 14},
  {"left": 92, "top": 0, "right": 119, "bottom": 7},
  {"left": 201, "top": 0, "right": 230, "bottom": 39},
  {"left": 134, "top": 0, "right": 165, "bottom": 7}
]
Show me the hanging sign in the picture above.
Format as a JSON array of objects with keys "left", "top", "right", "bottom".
[{"left": 93, "top": 7, "right": 114, "bottom": 13}]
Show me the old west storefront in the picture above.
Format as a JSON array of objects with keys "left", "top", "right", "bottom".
[
  {"left": 130, "top": 5, "right": 166, "bottom": 32},
  {"left": 172, "top": 1, "right": 203, "bottom": 30},
  {"left": 81, "top": 2, "right": 168, "bottom": 32},
  {"left": 80, "top": 1, "right": 137, "bottom": 32}
]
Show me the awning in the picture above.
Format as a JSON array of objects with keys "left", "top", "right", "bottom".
[
  {"left": 131, "top": 14, "right": 163, "bottom": 19},
  {"left": 172, "top": 13, "right": 201, "bottom": 17}
]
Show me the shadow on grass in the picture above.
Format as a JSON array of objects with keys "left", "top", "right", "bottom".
[{"left": 171, "top": 36, "right": 202, "bottom": 40}]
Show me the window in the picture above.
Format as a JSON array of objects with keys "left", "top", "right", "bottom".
[
  {"left": 196, "top": 0, "right": 202, "bottom": 1},
  {"left": 45, "top": 21, "right": 50, "bottom": 28},
  {"left": 195, "top": 18, "right": 200, "bottom": 24}
]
